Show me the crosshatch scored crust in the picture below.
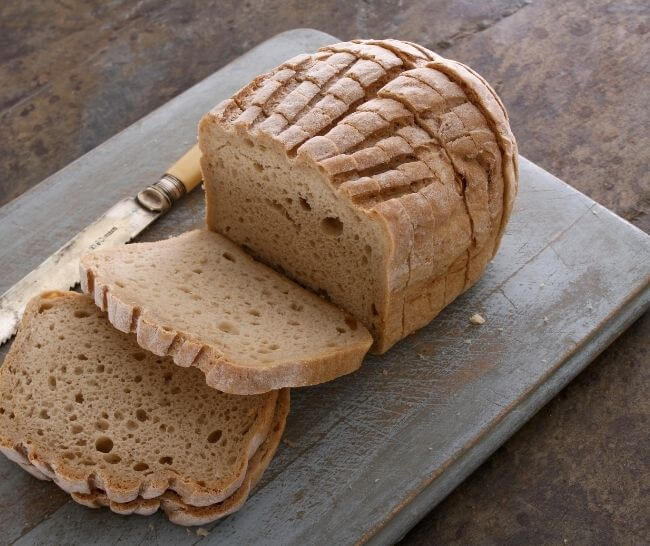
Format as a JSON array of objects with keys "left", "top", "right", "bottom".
[
  {"left": 200, "top": 38, "right": 519, "bottom": 353},
  {"left": 71, "top": 388, "right": 290, "bottom": 526},
  {"left": 0, "top": 291, "right": 279, "bottom": 507},
  {"left": 80, "top": 230, "right": 372, "bottom": 395}
]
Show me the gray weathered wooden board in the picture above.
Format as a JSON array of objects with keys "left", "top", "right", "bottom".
[{"left": 1, "top": 29, "right": 649, "bottom": 546}]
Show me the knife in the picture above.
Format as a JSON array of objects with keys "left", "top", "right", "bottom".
[{"left": 0, "top": 145, "right": 203, "bottom": 345}]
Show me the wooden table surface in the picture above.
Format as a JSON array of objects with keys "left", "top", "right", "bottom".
[{"left": 1, "top": 1, "right": 648, "bottom": 543}]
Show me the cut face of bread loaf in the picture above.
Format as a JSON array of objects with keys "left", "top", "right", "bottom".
[
  {"left": 71, "top": 388, "right": 290, "bottom": 526},
  {"left": 0, "top": 292, "right": 278, "bottom": 507},
  {"left": 199, "top": 39, "right": 518, "bottom": 353},
  {"left": 80, "top": 230, "right": 372, "bottom": 394}
]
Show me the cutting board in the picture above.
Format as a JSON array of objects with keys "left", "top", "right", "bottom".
[{"left": 1, "top": 29, "right": 648, "bottom": 546}]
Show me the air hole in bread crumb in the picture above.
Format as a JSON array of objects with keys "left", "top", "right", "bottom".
[
  {"left": 96, "top": 420, "right": 109, "bottom": 431},
  {"left": 321, "top": 216, "right": 343, "bottom": 236},
  {"left": 207, "top": 430, "right": 223, "bottom": 443},
  {"left": 95, "top": 436, "right": 113, "bottom": 453},
  {"left": 63, "top": 452, "right": 75, "bottom": 460},
  {"left": 48, "top": 376, "right": 56, "bottom": 390},
  {"left": 114, "top": 411, "right": 123, "bottom": 420},
  {"left": 134, "top": 375, "right": 142, "bottom": 383},
  {"left": 299, "top": 197, "right": 312, "bottom": 211},
  {"left": 222, "top": 252, "right": 236, "bottom": 263},
  {"left": 132, "top": 352, "right": 146, "bottom": 361},
  {"left": 171, "top": 386, "right": 181, "bottom": 395},
  {"left": 244, "top": 138, "right": 254, "bottom": 147},
  {"left": 38, "top": 303, "right": 53, "bottom": 313},
  {"left": 336, "top": 327, "right": 346, "bottom": 334},
  {"left": 371, "top": 304, "right": 378, "bottom": 316},
  {"left": 247, "top": 309, "right": 261, "bottom": 317},
  {"left": 159, "top": 456, "right": 173, "bottom": 465},
  {"left": 72, "top": 424, "right": 83, "bottom": 434},
  {"left": 344, "top": 317, "right": 358, "bottom": 331},
  {"left": 76, "top": 438, "right": 86, "bottom": 446},
  {"left": 39, "top": 409, "right": 50, "bottom": 419},
  {"left": 269, "top": 344, "right": 279, "bottom": 350},
  {"left": 288, "top": 320, "right": 300, "bottom": 326},
  {"left": 218, "top": 321, "right": 239, "bottom": 335},
  {"left": 163, "top": 372, "right": 173, "bottom": 383},
  {"left": 136, "top": 409, "right": 148, "bottom": 422},
  {"left": 104, "top": 453, "right": 121, "bottom": 464},
  {"left": 73, "top": 310, "right": 90, "bottom": 318},
  {"left": 290, "top": 303, "right": 303, "bottom": 312},
  {"left": 193, "top": 268, "right": 203, "bottom": 274},
  {"left": 133, "top": 462, "right": 148, "bottom": 471},
  {"left": 126, "top": 420, "right": 138, "bottom": 430},
  {"left": 96, "top": 365, "right": 105, "bottom": 373},
  {"left": 253, "top": 162, "right": 263, "bottom": 172},
  {"left": 76, "top": 354, "right": 87, "bottom": 361}
]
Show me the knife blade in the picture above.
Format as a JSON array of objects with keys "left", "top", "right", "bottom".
[{"left": 0, "top": 144, "right": 203, "bottom": 344}]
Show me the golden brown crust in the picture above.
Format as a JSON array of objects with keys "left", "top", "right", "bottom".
[
  {"left": 70, "top": 390, "right": 290, "bottom": 526},
  {"left": 202, "top": 39, "right": 518, "bottom": 352}
]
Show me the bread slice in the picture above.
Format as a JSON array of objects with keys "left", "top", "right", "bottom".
[
  {"left": 71, "top": 388, "right": 289, "bottom": 526},
  {"left": 199, "top": 39, "right": 518, "bottom": 353},
  {"left": 80, "top": 229, "right": 372, "bottom": 394},
  {"left": 0, "top": 291, "right": 278, "bottom": 506}
]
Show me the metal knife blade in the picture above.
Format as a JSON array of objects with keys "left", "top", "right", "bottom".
[
  {"left": 0, "top": 197, "right": 160, "bottom": 344},
  {"left": 0, "top": 144, "right": 203, "bottom": 345}
]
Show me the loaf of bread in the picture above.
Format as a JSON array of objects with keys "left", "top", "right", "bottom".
[
  {"left": 72, "top": 389, "right": 289, "bottom": 526},
  {"left": 199, "top": 39, "right": 518, "bottom": 352},
  {"left": 80, "top": 230, "right": 372, "bottom": 394},
  {"left": 0, "top": 292, "right": 279, "bottom": 507}
]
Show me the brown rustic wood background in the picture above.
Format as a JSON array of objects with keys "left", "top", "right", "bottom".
[{"left": 2, "top": 1, "right": 648, "bottom": 543}]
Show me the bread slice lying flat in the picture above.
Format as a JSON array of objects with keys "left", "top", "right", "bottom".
[
  {"left": 0, "top": 292, "right": 278, "bottom": 506},
  {"left": 199, "top": 39, "right": 518, "bottom": 353},
  {"left": 80, "top": 229, "right": 372, "bottom": 394},
  {"left": 71, "top": 389, "right": 289, "bottom": 526}
]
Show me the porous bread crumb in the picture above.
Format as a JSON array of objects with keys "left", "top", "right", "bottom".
[
  {"left": 469, "top": 313, "right": 485, "bottom": 325},
  {"left": 80, "top": 229, "right": 372, "bottom": 394},
  {"left": 196, "top": 528, "right": 210, "bottom": 537},
  {"left": 0, "top": 292, "right": 277, "bottom": 507}
]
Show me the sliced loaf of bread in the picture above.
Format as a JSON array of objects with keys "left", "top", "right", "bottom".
[
  {"left": 199, "top": 39, "right": 518, "bottom": 353},
  {"left": 0, "top": 291, "right": 278, "bottom": 506},
  {"left": 71, "top": 388, "right": 289, "bottom": 526},
  {"left": 80, "top": 229, "right": 372, "bottom": 394}
]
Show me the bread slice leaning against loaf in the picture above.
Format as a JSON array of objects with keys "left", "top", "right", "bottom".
[
  {"left": 80, "top": 230, "right": 372, "bottom": 394},
  {"left": 0, "top": 291, "right": 278, "bottom": 506},
  {"left": 199, "top": 38, "right": 519, "bottom": 353},
  {"left": 71, "top": 388, "right": 290, "bottom": 526}
]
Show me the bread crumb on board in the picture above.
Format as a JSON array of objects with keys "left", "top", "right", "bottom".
[
  {"left": 196, "top": 527, "right": 210, "bottom": 537},
  {"left": 282, "top": 438, "right": 298, "bottom": 448},
  {"left": 469, "top": 313, "right": 485, "bottom": 325}
]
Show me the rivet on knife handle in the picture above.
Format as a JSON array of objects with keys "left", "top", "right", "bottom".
[{"left": 137, "top": 145, "right": 203, "bottom": 213}]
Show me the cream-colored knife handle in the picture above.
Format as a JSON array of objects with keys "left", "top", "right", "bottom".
[{"left": 136, "top": 144, "right": 202, "bottom": 213}]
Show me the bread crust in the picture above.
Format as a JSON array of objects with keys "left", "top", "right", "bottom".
[
  {"left": 0, "top": 292, "right": 279, "bottom": 507},
  {"left": 201, "top": 39, "right": 518, "bottom": 353},
  {"left": 70, "top": 389, "right": 290, "bottom": 526}
]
